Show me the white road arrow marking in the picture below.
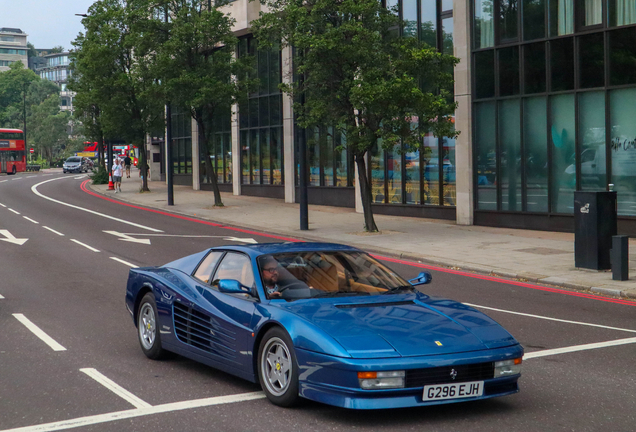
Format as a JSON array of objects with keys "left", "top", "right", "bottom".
[
  {"left": 0, "top": 229, "right": 28, "bottom": 245},
  {"left": 224, "top": 236, "right": 258, "bottom": 244},
  {"left": 104, "top": 230, "right": 151, "bottom": 245}
]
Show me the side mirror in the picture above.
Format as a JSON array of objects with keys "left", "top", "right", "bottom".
[
  {"left": 409, "top": 271, "right": 432, "bottom": 286},
  {"left": 218, "top": 279, "right": 247, "bottom": 294}
]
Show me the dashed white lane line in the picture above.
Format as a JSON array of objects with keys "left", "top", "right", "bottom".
[
  {"left": 32, "top": 178, "right": 163, "bottom": 233},
  {"left": 464, "top": 303, "right": 636, "bottom": 333},
  {"left": 0, "top": 203, "right": 6, "bottom": 207},
  {"left": 0, "top": 180, "right": 7, "bottom": 183},
  {"left": 43, "top": 226, "right": 64, "bottom": 236},
  {"left": 12, "top": 314, "right": 66, "bottom": 352},
  {"left": 0, "top": 294, "right": 4, "bottom": 299},
  {"left": 23, "top": 216, "right": 39, "bottom": 224},
  {"left": 0, "top": 392, "right": 265, "bottom": 432},
  {"left": 26, "top": 176, "right": 36, "bottom": 178},
  {"left": 70, "top": 239, "right": 100, "bottom": 252},
  {"left": 525, "top": 337, "right": 636, "bottom": 359},
  {"left": 110, "top": 257, "right": 138, "bottom": 268},
  {"left": 8, "top": 208, "right": 20, "bottom": 215},
  {"left": 80, "top": 368, "right": 151, "bottom": 409}
]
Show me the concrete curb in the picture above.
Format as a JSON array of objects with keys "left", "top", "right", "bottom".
[{"left": 86, "top": 182, "right": 636, "bottom": 302}]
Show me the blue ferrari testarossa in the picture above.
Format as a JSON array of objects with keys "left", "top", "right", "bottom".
[{"left": 125, "top": 242, "right": 523, "bottom": 409}]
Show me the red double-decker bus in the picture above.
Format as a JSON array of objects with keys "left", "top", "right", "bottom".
[{"left": 0, "top": 128, "right": 26, "bottom": 175}]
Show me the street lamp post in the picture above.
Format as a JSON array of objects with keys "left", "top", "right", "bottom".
[{"left": 165, "top": 7, "right": 174, "bottom": 206}]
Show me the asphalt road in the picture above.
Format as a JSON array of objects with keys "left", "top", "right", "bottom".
[{"left": 1, "top": 172, "right": 635, "bottom": 432}]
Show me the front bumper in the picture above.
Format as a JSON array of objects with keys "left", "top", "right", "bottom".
[{"left": 295, "top": 345, "right": 523, "bottom": 409}]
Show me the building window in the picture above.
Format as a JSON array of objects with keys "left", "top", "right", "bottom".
[
  {"left": 170, "top": 105, "right": 192, "bottom": 174},
  {"left": 239, "top": 36, "right": 283, "bottom": 186},
  {"left": 610, "top": 87, "right": 636, "bottom": 216},
  {"left": 609, "top": 0, "right": 636, "bottom": 26},
  {"left": 201, "top": 107, "right": 232, "bottom": 185}
]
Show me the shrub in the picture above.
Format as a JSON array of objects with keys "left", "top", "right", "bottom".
[{"left": 90, "top": 164, "right": 109, "bottom": 184}]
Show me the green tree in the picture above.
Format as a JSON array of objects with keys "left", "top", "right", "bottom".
[
  {"left": 50, "top": 46, "right": 65, "bottom": 53},
  {"left": 253, "top": 0, "right": 458, "bottom": 231},
  {"left": 0, "top": 62, "right": 38, "bottom": 127},
  {"left": 29, "top": 94, "right": 71, "bottom": 162},
  {"left": 69, "top": 0, "right": 164, "bottom": 191},
  {"left": 136, "top": 0, "right": 254, "bottom": 206},
  {"left": 27, "top": 42, "right": 38, "bottom": 58}
]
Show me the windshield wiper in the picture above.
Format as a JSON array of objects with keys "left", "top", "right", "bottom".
[
  {"left": 382, "top": 285, "right": 414, "bottom": 295},
  {"left": 313, "top": 291, "right": 370, "bottom": 298}
]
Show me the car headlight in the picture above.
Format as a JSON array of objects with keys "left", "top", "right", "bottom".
[
  {"left": 358, "top": 371, "right": 405, "bottom": 389},
  {"left": 494, "top": 358, "right": 522, "bottom": 378}
]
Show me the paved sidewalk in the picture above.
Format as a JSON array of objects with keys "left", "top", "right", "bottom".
[{"left": 89, "top": 173, "right": 636, "bottom": 299}]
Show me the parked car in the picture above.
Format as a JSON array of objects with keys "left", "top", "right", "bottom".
[
  {"left": 126, "top": 242, "right": 523, "bottom": 409},
  {"left": 62, "top": 156, "right": 89, "bottom": 173}
]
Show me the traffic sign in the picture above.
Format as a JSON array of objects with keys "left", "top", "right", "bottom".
[{"left": 29, "top": 148, "right": 34, "bottom": 153}]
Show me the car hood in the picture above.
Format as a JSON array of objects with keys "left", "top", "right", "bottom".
[{"left": 277, "top": 293, "right": 518, "bottom": 358}]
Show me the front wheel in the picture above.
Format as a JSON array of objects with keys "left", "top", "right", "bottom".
[
  {"left": 137, "top": 292, "right": 169, "bottom": 360},
  {"left": 257, "top": 327, "right": 299, "bottom": 407}
]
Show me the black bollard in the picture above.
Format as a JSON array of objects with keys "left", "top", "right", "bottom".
[{"left": 611, "top": 235, "right": 629, "bottom": 281}]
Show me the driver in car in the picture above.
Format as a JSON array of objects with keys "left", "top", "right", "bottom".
[{"left": 261, "top": 256, "right": 281, "bottom": 299}]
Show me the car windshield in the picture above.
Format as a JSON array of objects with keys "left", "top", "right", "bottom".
[
  {"left": 67, "top": 157, "right": 81, "bottom": 162},
  {"left": 258, "top": 251, "right": 411, "bottom": 300}
]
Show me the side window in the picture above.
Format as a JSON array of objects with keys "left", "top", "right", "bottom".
[
  {"left": 213, "top": 252, "right": 255, "bottom": 288},
  {"left": 193, "top": 251, "right": 224, "bottom": 284}
]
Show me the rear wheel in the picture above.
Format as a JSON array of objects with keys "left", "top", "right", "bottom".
[
  {"left": 257, "top": 327, "right": 299, "bottom": 407},
  {"left": 137, "top": 292, "right": 169, "bottom": 360}
]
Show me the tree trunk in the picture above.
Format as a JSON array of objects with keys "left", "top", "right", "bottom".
[
  {"left": 196, "top": 117, "right": 223, "bottom": 206},
  {"left": 354, "top": 151, "right": 379, "bottom": 232}
]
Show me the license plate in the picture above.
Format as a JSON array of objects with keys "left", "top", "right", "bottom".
[{"left": 423, "top": 381, "right": 484, "bottom": 401}]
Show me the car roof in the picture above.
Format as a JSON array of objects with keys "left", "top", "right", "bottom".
[{"left": 211, "top": 242, "right": 361, "bottom": 257}]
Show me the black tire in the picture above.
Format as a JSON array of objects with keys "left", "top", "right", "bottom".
[
  {"left": 257, "top": 327, "right": 299, "bottom": 407},
  {"left": 137, "top": 292, "right": 169, "bottom": 360}
]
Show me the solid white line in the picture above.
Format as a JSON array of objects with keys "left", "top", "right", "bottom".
[
  {"left": 109, "top": 257, "right": 138, "bottom": 268},
  {"left": 464, "top": 303, "right": 636, "bottom": 334},
  {"left": 70, "top": 239, "right": 100, "bottom": 253},
  {"left": 0, "top": 392, "right": 265, "bottom": 432},
  {"left": 23, "top": 216, "right": 39, "bottom": 224},
  {"left": 31, "top": 178, "right": 163, "bottom": 233},
  {"left": 80, "top": 368, "right": 151, "bottom": 409},
  {"left": 525, "top": 337, "right": 636, "bottom": 359},
  {"left": 43, "top": 226, "right": 64, "bottom": 236},
  {"left": 12, "top": 314, "right": 66, "bottom": 352},
  {"left": 8, "top": 208, "right": 20, "bottom": 215}
]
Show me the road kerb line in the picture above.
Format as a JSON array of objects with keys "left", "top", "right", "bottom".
[
  {"left": 80, "top": 368, "right": 151, "bottom": 409},
  {"left": 23, "top": 216, "right": 39, "bottom": 224},
  {"left": 8, "top": 208, "right": 20, "bottom": 215},
  {"left": 110, "top": 257, "right": 138, "bottom": 268},
  {"left": 43, "top": 226, "right": 64, "bottom": 236},
  {"left": 0, "top": 392, "right": 265, "bottom": 432},
  {"left": 12, "top": 314, "right": 66, "bottom": 352},
  {"left": 70, "top": 239, "right": 100, "bottom": 252},
  {"left": 524, "top": 337, "right": 636, "bottom": 359},
  {"left": 463, "top": 303, "right": 636, "bottom": 333}
]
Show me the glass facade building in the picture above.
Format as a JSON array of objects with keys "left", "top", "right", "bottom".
[
  {"left": 473, "top": 0, "right": 636, "bottom": 230},
  {"left": 239, "top": 36, "right": 284, "bottom": 192}
]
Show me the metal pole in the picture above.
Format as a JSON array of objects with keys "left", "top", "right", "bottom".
[
  {"left": 165, "top": 7, "right": 174, "bottom": 206},
  {"left": 166, "top": 103, "right": 174, "bottom": 205},
  {"left": 299, "top": 126, "right": 308, "bottom": 230}
]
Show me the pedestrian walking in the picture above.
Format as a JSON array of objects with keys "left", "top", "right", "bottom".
[
  {"left": 112, "top": 158, "right": 123, "bottom": 193},
  {"left": 124, "top": 155, "right": 132, "bottom": 178}
]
